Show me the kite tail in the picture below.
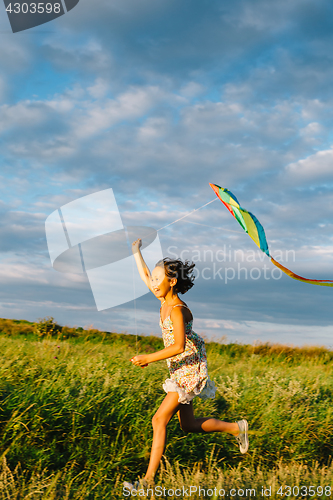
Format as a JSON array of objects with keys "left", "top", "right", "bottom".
[{"left": 270, "top": 257, "right": 333, "bottom": 287}]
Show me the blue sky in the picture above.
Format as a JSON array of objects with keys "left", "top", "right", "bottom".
[{"left": 0, "top": 0, "right": 333, "bottom": 346}]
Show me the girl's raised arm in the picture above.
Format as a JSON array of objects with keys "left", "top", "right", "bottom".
[{"left": 132, "top": 238, "right": 154, "bottom": 293}]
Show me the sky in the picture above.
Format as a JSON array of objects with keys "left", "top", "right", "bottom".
[{"left": 0, "top": 0, "right": 333, "bottom": 347}]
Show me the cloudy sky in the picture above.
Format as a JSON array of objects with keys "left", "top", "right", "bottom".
[{"left": 0, "top": 0, "right": 333, "bottom": 346}]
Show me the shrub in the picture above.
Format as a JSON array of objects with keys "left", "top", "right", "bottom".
[{"left": 34, "top": 317, "right": 63, "bottom": 338}]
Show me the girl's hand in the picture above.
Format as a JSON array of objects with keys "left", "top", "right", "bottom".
[
  {"left": 132, "top": 238, "right": 142, "bottom": 254},
  {"left": 130, "top": 355, "right": 149, "bottom": 368}
]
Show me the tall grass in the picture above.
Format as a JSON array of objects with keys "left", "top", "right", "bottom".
[
  {"left": 1, "top": 456, "right": 333, "bottom": 499},
  {"left": 0, "top": 318, "right": 332, "bottom": 498}
]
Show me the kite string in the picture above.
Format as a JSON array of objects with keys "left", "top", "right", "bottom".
[
  {"left": 181, "top": 219, "right": 244, "bottom": 234},
  {"left": 155, "top": 198, "right": 218, "bottom": 233},
  {"left": 124, "top": 226, "right": 139, "bottom": 354},
  {"left": 132, "top": 249, "right": 138, "bottom": 355},
  {"left": 132, "top": 197, "right": 219, "bottom": 346}
]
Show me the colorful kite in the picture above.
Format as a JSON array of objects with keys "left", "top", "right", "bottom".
[{"left": 210, "top": 183, "right": 333, "bottom": 287}]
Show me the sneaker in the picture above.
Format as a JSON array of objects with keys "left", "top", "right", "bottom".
[
  {"left": 235, "top": 419, "right": 249, "bottom": 453},
  {"left": 123, "top": 479, "right": 148, "bottom": 491}
]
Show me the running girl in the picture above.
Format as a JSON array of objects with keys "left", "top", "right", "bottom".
[{"left": 124, "top": 239, "right": 248, "bottom": 489}]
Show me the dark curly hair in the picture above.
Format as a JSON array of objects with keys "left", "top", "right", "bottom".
[{"left": 155, "top": 257, "right": 195, "bottom": 294}]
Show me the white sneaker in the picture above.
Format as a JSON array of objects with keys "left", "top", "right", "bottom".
[
  {"left": 123, "top": 479, "right": 148, "bottom": 491},
  {"left": 235, "top": 419, "right": 249, "bottom": 453}
]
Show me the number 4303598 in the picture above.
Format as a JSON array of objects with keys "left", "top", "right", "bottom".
[
  {"left": 277, "top": 485, "right": 331, "bottom": 496},
  {"left": 5, "top": 3, "right": 61, "bottom": 14}
]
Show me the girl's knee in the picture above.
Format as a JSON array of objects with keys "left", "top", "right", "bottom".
[
  {"left": 152, "top": 414, "right": 167, "bottom": 430},
  {"left": 179, "top": 421, "right": 196, "bottom": 433},
  {"left": 180, "top": 422, "right": 191, "bottom": 433}
]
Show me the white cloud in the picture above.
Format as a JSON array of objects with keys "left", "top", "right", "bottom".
[
  {"left": 71, "top": 85, "right": 174, "bottom": 139},
  {"left": 0, "top": 34, "right": 32, "bottom": 72},
  {"left": 286, "top": 146, "right": 333, "bottom": 181},
  {"left": 41, "top": 36, "right": 112, "bottom": 74},
  {"left": 137, "top": 117, "right": 170, "bottom": 141},
  {"left": 225, "top": 0, "right": 298, "bottom": 32},
  {"left": 179, "top": 82, "right": 206, "bottom": 98},
  {"left": 0, "top": 254, "right": 86, "bottom": 287},
  {"left": 0, "top": 101, "right": 47, "bottom": 133},
  {"left": 0, "top": 76, "right": 7, "bottom": 104},
  {"left": 87, "top": 78, "right": 110, "bottom": 99}
]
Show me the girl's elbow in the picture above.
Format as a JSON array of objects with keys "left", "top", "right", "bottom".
[{"left": 176, "top": 345, "right": 185, "bottom": 354}]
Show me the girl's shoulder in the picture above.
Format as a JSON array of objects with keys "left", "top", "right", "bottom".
[{"left": 170, "top": 302, "right": 193, "bottom": 324}]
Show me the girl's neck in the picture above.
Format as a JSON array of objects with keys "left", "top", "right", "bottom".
[{"left": 162, "top": 290, "right": 180, "bottom": 306}]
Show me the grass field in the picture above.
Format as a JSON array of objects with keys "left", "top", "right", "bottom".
[{"left": 0, "top": 317, "right": 332, "bottom": 499}]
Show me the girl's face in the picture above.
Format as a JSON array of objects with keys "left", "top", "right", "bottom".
[{"left": 150, "top": 265, "right": 176, "bottom": 298}]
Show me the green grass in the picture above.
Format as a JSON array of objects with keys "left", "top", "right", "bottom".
[{"left": 0, "top": 317, "right": 332, "bottom": 499}]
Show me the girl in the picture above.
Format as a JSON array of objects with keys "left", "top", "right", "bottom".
[{"left": 124, "top": 239, "right": 248, "bottom": 489}]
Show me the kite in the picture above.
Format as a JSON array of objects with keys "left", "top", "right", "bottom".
[{"left": 210, "top": 183, "right": 333, "bottom": 287}]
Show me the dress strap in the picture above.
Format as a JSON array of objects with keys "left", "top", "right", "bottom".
[{"left": 170, "top": 304, "right": 191, "bottom": 312}]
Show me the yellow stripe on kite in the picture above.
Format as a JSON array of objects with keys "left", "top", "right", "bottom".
[{"left": 241, "top": 210, "right": 261, "bottom": 249}]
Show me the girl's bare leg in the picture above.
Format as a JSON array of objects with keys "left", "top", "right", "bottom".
[
  {"left": 177, "top": 401, "right": 239, "bottom": 435},
  {"left": 144, "top": 394, "right": 240, "bottom": 482},
  {"left": 144, "top": 392, "right": 181, "bottom": 482}
]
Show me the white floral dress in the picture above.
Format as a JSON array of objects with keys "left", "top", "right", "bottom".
[{"left": 160, "top": 304, "right": 216, "bottom": 404}]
